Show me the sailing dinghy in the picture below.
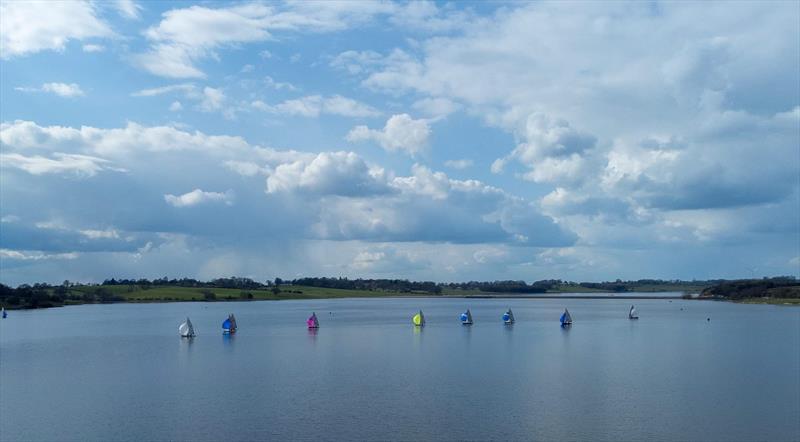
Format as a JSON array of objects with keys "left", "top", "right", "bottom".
[
  {"left": 307, "top": 312, "right": 319, "bottom": 329},
  {"left": 412, "top": 310, "right": 425, "bottom": 327},
  {"left": 1, "top": 307, "right": 6, "bottom": 319},
  {"left": 503, "top": 308, "right": 515, "bottom": 324},
  {"left": 222, "top": 313, "right": 238, "bottom": 334},
  {"left": 628, "top": 305, "right": 639, "bottom": 320},
  {"left": 460, "top": 309, "right": 473, "bottom": 325},
  {"left": 560, "top": 308, "right": 573, "bottom": 326},
  {"left": 179, "top": 317, "right": 195, "bottom": 337}
]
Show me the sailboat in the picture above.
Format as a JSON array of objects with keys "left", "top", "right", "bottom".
[
  {"left": 178, "top": 317, "right": 195, "bottom": 337},
  {"left": 1, "top": 307, "right": 6, "bottom": 319},
  {"left": 412, "top": 310, "right": 425, "bottom": 327},
  {"left": 460, "top": 309, "right": 473, "bottom": 325},
  {"left": 560, "top": 308, "right": 573, "bottom": 326},
  {"left": 502, "top": 308, "right": 515, "bottom": 324},
  {"left": 628, "top": 305, "right": 639, "bottom": 320},
  {"left": 307, "top": 312, "right": 319, "bottom": 329},
  {"left": 222, "top": 313, "right": 238, "bottom": 334}
]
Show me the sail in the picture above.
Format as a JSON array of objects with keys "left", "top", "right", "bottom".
[
  {"left": 559, "top": 312, "right": 566, "bottom": 324},
  {"left": 222, "top": 318, "right": 232, "bottom": 330},
  {"left": 629, "top": 305, "right": 638, "bottom": 319},
  {"left": 413, "top": 310, "right": 424, "bottom": 326},
  {"left": 229, "top": 314, "right": 237, "bottom": 330},
  {"left": 179, "top": 317, "right": 194, "bottom": 337},
  {"left": 503, "top": 309, "right": 514, "bottom": 324},
  {"left": 307, "top": 313, "right": 319, "bottom": 328},
  {"left": 1, "top": 307, "right": 5, "bottom": 318},
  {"left": 564, "top": 309, "right": 572, "bottom": 323}
]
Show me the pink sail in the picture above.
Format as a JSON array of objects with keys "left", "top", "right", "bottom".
[{"left": 307, "top": 313, "right": 319, "bottom": 329}]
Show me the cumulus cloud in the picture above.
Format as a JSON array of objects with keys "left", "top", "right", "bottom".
[
  {"left": 0, "top": 1, "right": 113, "bottom": 59},
  {"left": 266, "top": 151, "right": 392, "bottom": 196},
  {"left": 15, "top": 83, "right": 85, "bottom": 98},
  {"left": 164, "top": 189, "right": 234, "bottom": 207},
  {"left": 347, "top": 114, "right": 430, "bottom": 156}
]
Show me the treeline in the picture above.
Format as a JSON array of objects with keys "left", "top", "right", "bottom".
[
  {"left": 290, "top": 277, "right": 441, "bottom": 294},
  {"left": 443, "top": 280, "right": 556, "bottom": 293},
  {"left": 100, "top": 276, "right": 268, "bottom": 289},
  {"left": 0, "top": 283, "right": 125, "bottom": 309},
  {"left": 700, "top": 277, "right": 799, "bottom": 300}
]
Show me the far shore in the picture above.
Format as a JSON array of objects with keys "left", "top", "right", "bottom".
[{"left": 3, "top": 279, "right": 798, "bottom": 310}]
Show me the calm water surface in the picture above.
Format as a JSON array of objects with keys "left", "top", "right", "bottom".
[{"left": 1, "top": 297, "right": 798, "bottom": 441}]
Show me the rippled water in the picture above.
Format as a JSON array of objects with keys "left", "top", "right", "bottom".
[{"left": 1, "top": 297, "right": 798, "bottom": 441}]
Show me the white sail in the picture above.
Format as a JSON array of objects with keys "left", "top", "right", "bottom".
[
  {"left": 629, "top": 305, "right": 638, "bottom": 319},
  {"left": 179, "top": 317, "right": 195, "bottom": 337}
]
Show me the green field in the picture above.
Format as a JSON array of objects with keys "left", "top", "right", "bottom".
[{"left": 65, "top": 284, "right": 426, "bottom": 303}]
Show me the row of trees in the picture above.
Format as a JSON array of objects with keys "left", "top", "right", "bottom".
[
  {"left": 700, "top": 277, "right": 799, "bottom": 300},
  {"left": 290, "top": 277, "right": 442, "bottom": 294}
]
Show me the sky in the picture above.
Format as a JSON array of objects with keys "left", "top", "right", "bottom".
[{"left": 0, "top": 0, "right": 798, "bottom": 286}]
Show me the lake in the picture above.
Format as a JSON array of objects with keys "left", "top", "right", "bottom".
[{"left": 1, "top": 297, "right": 798, "bottom": 441}]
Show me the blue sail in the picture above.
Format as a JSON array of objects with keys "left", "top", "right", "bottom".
[
  {"left": 460, "top": 312, "right": 468, "bottom": 322},
  {"left": 502, "top": 312, "right": 510, "bottom": 322},
  {"left": 559, "top": 312, "right": 566, "bottom": 324},
  {"left": 222, "top": 318, "right": 231, "bottom": 330}
]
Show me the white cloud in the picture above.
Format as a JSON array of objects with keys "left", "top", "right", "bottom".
[
  {"left": 131, "top": 83, "right": 196, "bottom": 97},
  {"left": 266, "top": 95, "right": 379, "bottom": 118},
  {"left": 16, "top": 83, "right": 85, "bottom": 98},
  {"left": 0, "top": 152, "right": 115, "bottom": 177},
  {"left": 444, "top": 159, "right": 473, "bottom": 170},
  {"left": 136, "top": 2, "right": 396, "bottom": 78},
  {"left": 0, "top": 249, "right": 79, "bottom": 261},
  {"left": 0, "top": 1, "right": 113, "bottom": 59},
  {"left": 169, "top": 101, "right": 183, "bottom": 112},
  {"left": 266, "top": 151, "right": 391, "bottom": 196},
  {"left": 82, "top": 44, "right": 105, "bottom": 53},
  {"left": 114, "top": 0, "right": 141, "bottom": 20},
  {"left": 0, "top": 120, "right": 254, "bottom": 157},
  {"left": 79, "top": 229, "right": 120, "bottom": 240},
  {"left": 346, "top": 114, "right": 430, "bottom": 155},
  {"left": 330, "top": 50, "right": 383, "bottom": 75},
  {"left": 164, "top": 189, "right": 234, "bottom": 207},
  {"left": 199, "top": 87, "right": 225, "bottom": 112},
  {"left": 264, "top": 76, "right": 297, "bottom": 91},
  {"left": 412, "top": 97, "right": 460, "bottom": 117}
]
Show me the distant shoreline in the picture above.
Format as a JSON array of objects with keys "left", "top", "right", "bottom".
[{"left": 2, "top": 279, "right": 798, "bottom": 310}]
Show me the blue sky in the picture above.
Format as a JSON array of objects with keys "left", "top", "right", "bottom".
[{"left": 1, "top": 0, "right": 798, "bottom": 285}]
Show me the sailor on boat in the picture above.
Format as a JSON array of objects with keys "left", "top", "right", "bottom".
[
  {"left": 503, "top": 308, "right": 514, "bottom": 324},
  {"left": 222, "top": 313, "right": 238, "bottom": 334},
  {"left": 307, "top": 312, "right": 319, "bottom": 329},
  {"left": 460, "top": 309, "right": 473, "bottom": 325},
  {"left": 560, "top": 308, "right": 573, "bottom": 326},
  {"left": 412, "top": 310, "right": 425, "bottom": 327},
  {"left": 179, "top": 317, "right": 195, "bottom": 338},
  {"left": 628, "top": 305, "right": 639, "bottom": 320}
]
